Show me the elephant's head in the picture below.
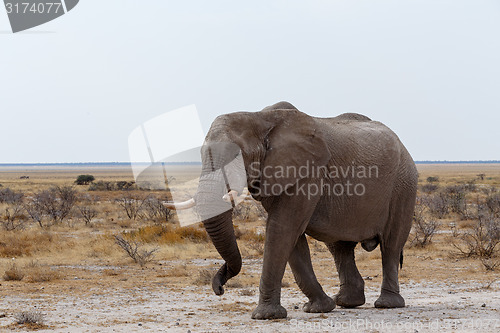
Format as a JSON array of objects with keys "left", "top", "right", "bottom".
[{"left": 165, "top": 101, "right": 331, "bottom": 295}]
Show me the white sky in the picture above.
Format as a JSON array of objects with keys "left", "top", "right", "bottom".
[{"left": 1, "top": 0, "right": 499, "bottom": 163}]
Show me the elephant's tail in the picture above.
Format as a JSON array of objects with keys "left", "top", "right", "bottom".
[{"left": 400, "top": 250, "right": 404, "bottom": 269}]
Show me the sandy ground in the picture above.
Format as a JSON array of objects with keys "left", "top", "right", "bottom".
[{"left": 0, "top": 258, "right": 499, "bottom": 332}]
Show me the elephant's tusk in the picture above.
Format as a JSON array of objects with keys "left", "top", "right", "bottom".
[
  {"left": 163, "top": 198, "right": 195, "bottom": 210},
  {"left": 222, "top": 189, "right": 252, "bottom": 205}
]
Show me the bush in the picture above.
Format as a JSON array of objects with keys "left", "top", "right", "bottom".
[
  {"left": 141, "top": 195, "right": 174, "bottom": 222},
  {"left": 451, "top": 214, "right": 500, "bottom": 258},
  {"left": 76, "top": 194, "right": 99, "bottom": 225},
  {"left": 410, "top": 196, "right": 439, "bottom": 247},
  {"left": 426, "top": 176, "right": 439, "bottom": 183},
  {"left": 26, "top": 186, "right": 77, "bottom": 225},
  {"left": 116, "top": 193, "right": 144, "bottom": 220},
  {"left": 486, "top": 194, "right": 500, "bottom": 218},
  {"left": 15, "top": 311, "right": 45, "bottom": 326},
  {"left": 114, "top": 235, "right": 158, "bottom": 267},
  {"left": 89, "top": 180, "right": 136, "bottom": 191},
  {"left": 424, "top": 193, "right": 449, "bottom": 219},
  {"left": 75, "top": 174, "right": 95, "bottom": 185},
  {"left": 3, "top": 263, "right": 25, "bottom": 281},
  {"left": 2, "top": 202, "right": 26, "bottom": 231},
  {"left": 420, "top": 183, "right": 439, "bottom": 194},
  {"left": 0, "top": 188, "right": 24, "bottom": 204}
]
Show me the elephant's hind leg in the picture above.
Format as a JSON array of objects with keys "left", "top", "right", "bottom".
[
  {"left": 288, "top": 234, "right": 335, "bottom": 313},
  {"left": 327, "top": 241, "right": 365, "bottom": 308},
  {"left": 374, "top": 246, "right": 405, "bottom": 308},
  {"left": 375, "top": 182, "right": 414, "bottom": 308}
]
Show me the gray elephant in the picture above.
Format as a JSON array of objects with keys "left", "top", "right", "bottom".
[{"left": 165, "top": 101, "right": 418, "bottom": 320}]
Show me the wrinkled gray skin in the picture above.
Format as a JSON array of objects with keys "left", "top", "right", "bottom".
[{"left": 193, "top": 101, "right": 418, "bottom": 320}]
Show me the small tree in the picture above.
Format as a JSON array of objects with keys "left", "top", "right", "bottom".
[{"left": 75, "top": 175, "right": 95, "bottom": 185}]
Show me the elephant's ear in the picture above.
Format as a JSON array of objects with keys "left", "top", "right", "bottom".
[{"left": 256, "top": 111, "right": 332, "bottom": 197}]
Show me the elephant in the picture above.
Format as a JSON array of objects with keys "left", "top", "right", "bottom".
[{"left": 165, "top": 101, "right": 418, "bottom": 320}]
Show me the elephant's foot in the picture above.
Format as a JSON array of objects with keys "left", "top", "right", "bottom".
[
  {"left": 374, "top": 289, "right": 405, "bottom": 308},
  {"left": 251, "top": 304, "right": 287, "bottom": 320},
  {"left": 303, "top": 295, "right": 336, "bottom": 313},
  {"left": 335, "top": 286, "right": 365, "bottom": 308}
]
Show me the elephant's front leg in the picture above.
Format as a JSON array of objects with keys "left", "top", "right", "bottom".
[
  {"left": 327, "top": 241, "right": 366, "bottom": 308},
  {"left": 251, "top": 195, "right": 320, "bottom": 320},
  {"left": 288, "top": 234, "right": 335, "bottom": 313}
]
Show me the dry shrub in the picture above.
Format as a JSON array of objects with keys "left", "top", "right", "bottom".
[
  {"left": 481, "top": 258, "right": 499, "bottom": 272},
  {"left": 3, "top": 263, "right": 25, "bottom": 281},
  {"left": 424, "top": 193, "right": 449, "bottom": 219},
  {"left": 15, "top": 311, "right": 45, "bottom": 327},
  {"left": 116, "top": 192, "right": 144, "bottom": 220},
  {"left": 114, "top": 235, "right": 158, "bottom": 267},
  {"left": 193, "top": 268, "right": 215, "bottom": 285},
  {"left": 451, "top": 214, "right": 500, "bottom": 258},
  {"left": 0, "top": 231, "right": 57, "bottom": 257},
  {"left": 24, "top": 265, "right": 60, "bottom": 283},
  {"left": 410, "top": 199, "right": 439, "bottom": 247},
  {"left": 486, "top": 194, "right": 500, "bottom": 217},
  {"left": 420, "top": 183, "right": 439, "bottom": 194}
]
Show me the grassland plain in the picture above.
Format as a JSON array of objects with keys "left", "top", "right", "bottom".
[{"left": 0, "top": 163, "right": 499, "bottom": 332}]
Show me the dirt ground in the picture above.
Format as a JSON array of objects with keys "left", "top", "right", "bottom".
[
  {"left": 0, "top": 257, "right": 498, "bottom": 332},
  {"left": 0, "top": 164, "right": 499, "bottom": 332}
]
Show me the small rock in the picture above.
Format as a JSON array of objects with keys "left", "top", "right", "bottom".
[
  {"left": 341, "top": 312, "right": 345, "bottom": 315},
  {"left": 481, "top": 303, "right": 486, "bottom": 307},
  {"left": 138, "top": 323, "right": 142, "bottom": 326},
  {"left": 175, "top": 322, "right": 180, "bottom": 326},
  {"left": 0, "top": 313, "right": 6, "bottom": 318},
  {"left": 75, "top": 315, "right": 80, "bottom": 318},
  {"left": 294, "top": 305, "right": 299, "bottom": 310}
]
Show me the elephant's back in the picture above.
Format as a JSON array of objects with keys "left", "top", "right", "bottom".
[{"left": 330, "top": 113, "right": 372, "bottom": 122}]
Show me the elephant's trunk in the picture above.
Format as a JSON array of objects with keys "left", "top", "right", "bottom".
[
  {"left": 195, "top": 173, "right": 242, "bottom": 296},
  {"left": 203, "top": 211, "right": 241, "bottom": 295}
]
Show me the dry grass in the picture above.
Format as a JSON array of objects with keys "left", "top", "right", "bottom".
[
  {"left": 124, "top": 224, "right": 209, "bottom": 244},
  {"left": 0, "top": 231, "right": 60, "bottom": 257},
  {"left": 2, "top": 261, "right": 60, "bottom": 282}
]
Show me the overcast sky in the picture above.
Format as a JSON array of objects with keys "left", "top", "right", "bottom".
[{"left": 1, "top": 0, "right": 499, "bottom": 163}]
